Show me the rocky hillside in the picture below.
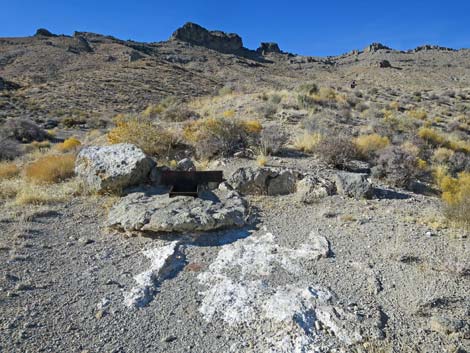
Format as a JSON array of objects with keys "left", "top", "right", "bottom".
[{"left": 1, "top": 22, "right": 470, "bottom": 122}]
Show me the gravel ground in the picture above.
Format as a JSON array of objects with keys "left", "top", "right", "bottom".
[{"left": 1, "top": 158, "right": 469, "bottom": 353}]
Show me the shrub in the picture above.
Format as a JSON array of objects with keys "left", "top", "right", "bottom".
[
  {"left": 407, "top": 109, "right": 428, "bottom": 120},
  {"left": 2, "top": 119, "right": 48, "bottom": 143},
  {"left": 314, "top": 135, "right": 358, "bottom": 168},
  {"left": 372, "top": 146, "right": 420, "bottom": 188},
  {"left": 354, "top": 134, "right": 390, "bottom": 160},
  {"left": 432, "top": 147, "right": 455, "bottom": 164},
  {"left": 55, "top": 137, "right": 81, "bottom": 153},
  {"left": 241, "top": 120, "right": 263, "bottom": 134},
  {"left": 436, "top": 171, "right": 470, "bottom": 229},
  {"left": 25, "top": 154, "right": 75, "bottom": 184},
  {"left": 107, "top": 115, "right": 178, "bottom": 158},
  {"left": 256, "top": 102, "right": 278, "bottom": 118},
  {"left": 257, "top": 126, "right": 287, "bottom": 155},
  {"left": 418, "top": 127, "right": 446, "bottom": 146},
  {"left": 183, "top": 117, "right": 257, "bottom": 159},
  {"left": 298, "top": 82, "right": 319, "bottom": 95},
  {"left": 269, "top": 94, "right": 282, "bottom": 105},
  {"left": 293, "top": 132, "right": 322, "bottom": 153},
  {"left": 62, "top": 117, "right": 86, "bottom": 128},
  {"left": 218, "top": 86, "right": 234, "bottom": 96},
  {"left": 223, "top": 110, "right": 236, "bottom": 118},
  {"left": 0, "top": 162, "right": 19, "bottom": 180},
  {"left": 448, "top": 152, "right": 470, "bottom": 175},
  {"left": 161, "top": 106, "right": 199, "bottom": 122},
  {"left": 0, "top": 138, "right": 22, "bottom": 160}
]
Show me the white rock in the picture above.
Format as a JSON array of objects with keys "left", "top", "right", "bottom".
[{"left": 75, "top": 143, "right": 154, "bottom": 194}]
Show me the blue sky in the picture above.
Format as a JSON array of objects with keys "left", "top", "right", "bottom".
[{"left": 2, "top": 0, "right": 470, "bottom": 56}]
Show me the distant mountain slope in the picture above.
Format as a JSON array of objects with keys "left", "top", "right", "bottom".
[{"left": 1, "top": 23, "right": 470, "bottom": 121}]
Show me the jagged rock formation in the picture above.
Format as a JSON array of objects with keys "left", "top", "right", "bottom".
[
  {"left": 414, "top": 44, "right": 456, "bottom": 52},
  {"left": 170, "top": 22, "right": 243, "bottom": 53},
  {"left": 257, "top": 42, "right": 282, "bottom": 54},
  {"left": 364, "top": 42, "right": 392, "bottom": 52}
]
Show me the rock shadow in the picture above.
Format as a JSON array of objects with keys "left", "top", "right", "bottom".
[{"left": 373, "top": 187, "right": 411, "bottom": 200}]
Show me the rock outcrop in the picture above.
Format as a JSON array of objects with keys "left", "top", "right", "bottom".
[
  {"left": 229, "top": 167, "right": 296, "bottom": 196},
  {"left": 364, "top": 42, "right": 391, "bottom": 53},
  {"left": 107, "top": 189, "right": 248, "bottom": 233},
  {"left": 34, "top": 28, "right": 56, "bottom": 37},
  {"left": 257, "top": 42, "right": 282, "bottom": 54},
  {"left": 414, "top": 45, "right": 456, "bottom": 52},
  {"left": 75, "top": 144, "right": 154, "bottom": 194},
  {"left": 170, "top": 22, "right": 243, "bottom": 53}
]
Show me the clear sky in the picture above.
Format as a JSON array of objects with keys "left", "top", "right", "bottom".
[{"left": 2, "top": 0, "right": 470, "bottom": 56}]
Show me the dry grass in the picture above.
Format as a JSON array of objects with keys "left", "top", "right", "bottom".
[
  {"left": 55, "top": 137, "right": 81, "bottom": 153},
  {"left": 107, "top": 114, "right": 178, "bottom": 157},
  {"left": 256, "top": 153, "right": 268, "bottom": 167},
  {"left": 435, "top": 168, "right": 470, "bottom": 230},
  {"left": 354, "top": 134, "right": 390, "bottom": 158},
  {"left": 24, "top": 154, "right": 76, "bottom": 184},
  {"left": 0, "top": 177, "right": 81, "bottom": 205},
  {"left": 0, "top": 162, "right": 20, "bottom": 180},
  {"left": 293, "top": 132, "right": 322, "bottom": 153}
]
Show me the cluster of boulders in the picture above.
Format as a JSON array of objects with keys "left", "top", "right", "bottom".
[{"left": 74, "top": 143, "right": 375, "bottom": 234}]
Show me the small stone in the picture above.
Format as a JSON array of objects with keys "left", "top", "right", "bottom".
[
  {"left": 95, "top": 310, "right": 105, "bottom": 319},
  {"left": 162, "top": 335, "right": 177, "bottom": 343},
  {"left": 78, "top": 237, "right": 94, "bottom": 245}
]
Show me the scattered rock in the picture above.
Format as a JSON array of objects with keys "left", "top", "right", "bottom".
[
  {"left": 334, "top": 172, "right": 373, "bottom": 199},
  {"left": 344, "top": 160, "right": 371, "bottom": 174},
  {"left": 310, "top": 231, "right": 331, "bottom": 259},
  {"left": 171, "top": 22, "right": 243, "bottom": 53},
  {"left": 229, "top": 167, "right": 296, "bottom": 196},
  {"left": 107, "top": 189, "right": 248, "bottom": 233},
  {"left": 430, "top": 316, "right": 468, "bottom": 336},
  {"left": 43, "top": 119, "right": 58, "bottom": 129},
  {"left": 162, "top": 335, "right": 177, "bottom": 343},
  {"left": 296, "top": 175, "right": 336, "bottom": 203},
  {"left": 75, "top": 144, "right": 155, "bottom": 194},
  {"left": 176, "top": 158, "right": 196, "bottom": 171}
]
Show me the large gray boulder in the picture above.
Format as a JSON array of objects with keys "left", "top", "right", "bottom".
[
  {"left": 229, "top": 167, "right": 296, "bottom": 196},
  {"left": 106, "top": 189, "right": 247, "bottom": 233},
  {"left": 296, "top": 175, "right": 336, "bottom": 204},
  {"left": 170, "top": 22, "right": 243, "bottom": 53},
  {"left": 335, "top": 172, "right": 373, "bottom": 199},
  {"left": 75, "top": 144, "right": 154, "bottom": 194}
]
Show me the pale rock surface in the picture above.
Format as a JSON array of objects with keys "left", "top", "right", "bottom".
[{"left": 75, "top": 143, "right": 154, "bottom": 193}]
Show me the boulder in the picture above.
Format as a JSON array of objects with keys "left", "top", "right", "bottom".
[
  {"left": 170, "top": 22, "right": 243, "bottom": 53},
  {"left": 378, "top": 60, "right": 391, "bottom": 68},
  {"left": 106, "top": 189, "right": 248, "bottom": 233},
  {"left": 229, "top": 167, "right": 296, "bottom": 196},
  {"left": 257, "top": 42, "right": 282, "bottom": 54},
  {"left": 296, "top": 175, "right": 336, "bottom": 204},
  {"left": 334, "top": 172, "right": 373, "bottom": 199},
  {"left": 75, "top": 144, "right": 155, "bottom": 194},
  {"left": 176, "top": 158, "right": 196, "bottom": 171}
]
